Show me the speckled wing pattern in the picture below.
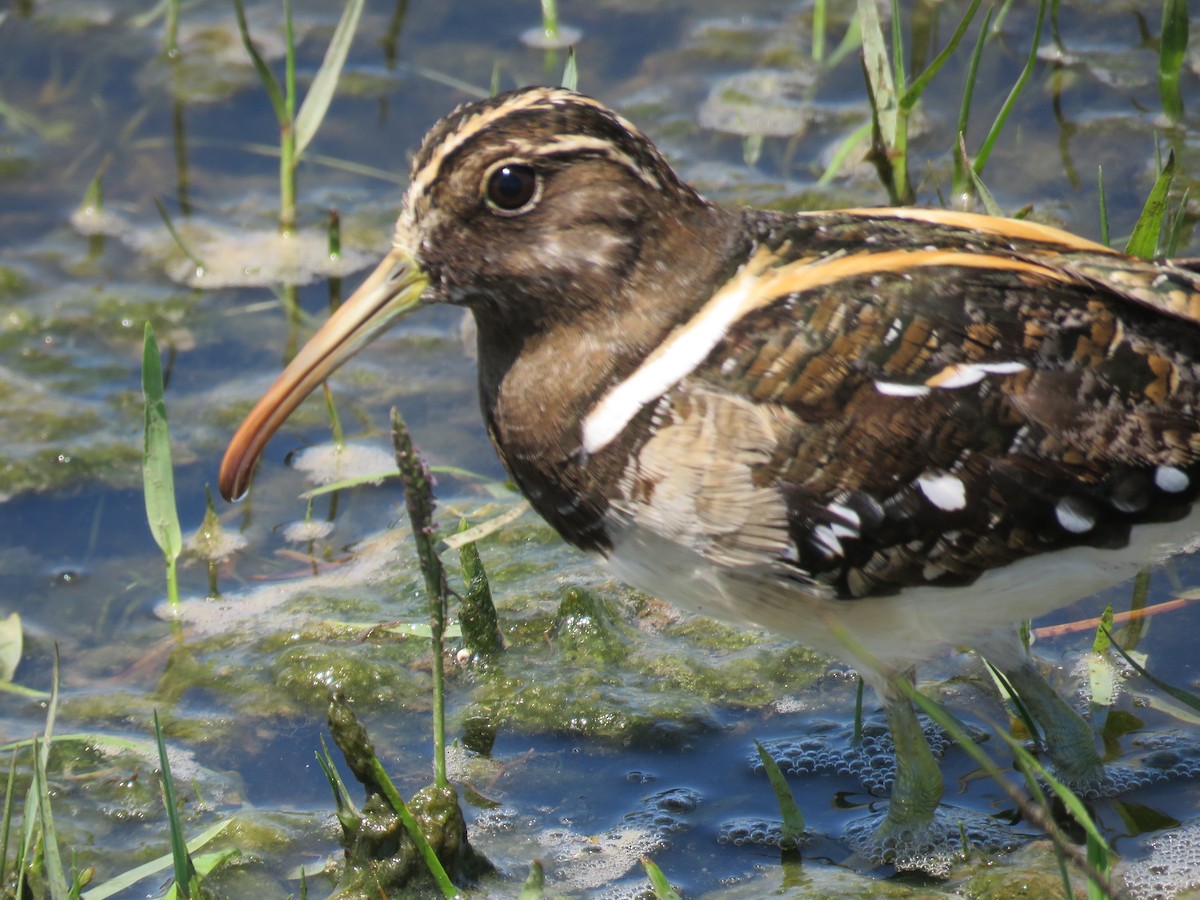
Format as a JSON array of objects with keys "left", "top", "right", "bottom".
[{"left": 611, "top": 209, "right": 1200, "bottom": 601}]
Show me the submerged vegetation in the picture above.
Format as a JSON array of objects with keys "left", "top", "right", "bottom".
[{"left": 1, "top": 0, "right": 1199, "bottom": 897}]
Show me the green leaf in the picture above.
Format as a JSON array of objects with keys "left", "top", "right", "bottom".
[
  {"left": 153, "top": 196, "right": 205, "bottom": 271},
  {"left": 561, "top": 46, "right": 578, "bottom": 91},
  {"left": 517, "top": 860, "right": 544, "bottom": 899},
  {"left": 1125, "top": 150, "right": 1175, "bottom": 259},
  {"left": 1097, "top": 166, "right": 1110, "bottom": 247},
  {"left": 952, "top": 4, "right": 995, "bottom": 198},
  {"left": 642, "top": 858, "right": 681, "bottom": 900},
  {"left": 162, "top": 850, "right": 239, "bottom": 900},
  {"left": 458, "top": 526, "right": 504, "bottom": 658},
  {"left": 825, "top": 11, "right": 861, "bottom": 68},
  {"left": 1159, "top": 0, "right": 1188, "bottom": 120},
  {"left": 754, "top": 740, "right": 806, "bottom": 845},
  {"left": 142, "top": 324, "right": 182, "bottom": 575},
  {"left": 294, "top": 0, "right": 366, "bottom": 159},
  {"left": 857, "top": 0, "right": 897, "bottom": 145},
  {"left": 902, "top": 0, "right": 983, "bottom": 112},
  {"left": 0, "top": 612, "right": 20, "bottom": 684},
  {"left": 973, "top": 0, "right": 1044, "bottom": 177},
  {"left": 1105, "top": 625, "right": 1200, "bottom": 713},
  {"left": 1092, "top": 604, "right": 1114, "bottom": 654},
  {"left": 154, "top": 711, "right": 197, "bottom": 898},
  {"left": 233, "top": 0, "right": 288, "bottom": 126},
  {"left": 82, "top": 820, "right": 232, "bottom": 900},
  {"left": 20, "top": 652, "right": 63, "bottom": 900},
  {"left": 957, "top": 134, "right": 1003, "bottom": 216},
  {"left": 1, "top": 748, "right": 16, "bottom": 888}
]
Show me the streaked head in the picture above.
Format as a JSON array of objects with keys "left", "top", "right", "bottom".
[{"left": 218, "top": 87, "right": 706, "bottom": 501}]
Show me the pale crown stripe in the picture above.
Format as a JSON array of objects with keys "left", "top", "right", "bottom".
[{"left": 408, "top": 89, "right": 653, "bottom": 208}]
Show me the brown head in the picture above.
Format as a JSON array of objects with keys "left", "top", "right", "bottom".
[{"left": 218, "top": 87, "right": 718, "bottom": 501}]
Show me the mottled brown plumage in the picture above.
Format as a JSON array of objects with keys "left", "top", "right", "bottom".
[{"left": 219, "top": 87, "right": 1200, "bottom": 862}]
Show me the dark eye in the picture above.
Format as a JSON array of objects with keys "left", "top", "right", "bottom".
[{"left": 485, "top": 163, "right": 539, "bottom": 213}]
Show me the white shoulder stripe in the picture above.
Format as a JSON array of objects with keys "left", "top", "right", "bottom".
[
  {"left": 581, "top": 246, "right": 1067, "bottom": 455},
  {"left": 582, "top": 247, "right": 789, "bottom": 454}
]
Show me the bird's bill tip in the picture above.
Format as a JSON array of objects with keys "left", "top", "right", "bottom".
[{"left": 217, "top": 250, "right": 429, "bottom": 502}]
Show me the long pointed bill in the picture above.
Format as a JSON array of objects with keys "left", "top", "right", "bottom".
[{"left": 218, "top": 249, "right": 429, "bottom": 501}]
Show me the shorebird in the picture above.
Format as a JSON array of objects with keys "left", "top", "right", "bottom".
[{"left": 220, "top": 86, "right": 1200, "bottom": 864}]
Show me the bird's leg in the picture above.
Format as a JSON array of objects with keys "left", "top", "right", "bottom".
[
  {"left": 876, "top": 671, "right": 945, "bottom": 840},
  {"left": 995, "top": 651, "right": 1102, "bottom": 784},
  {"left": 974, "top": 629, "right": 1103, "bottom": 785}
]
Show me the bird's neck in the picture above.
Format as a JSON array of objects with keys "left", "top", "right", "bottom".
[{"left": 471, "top": 201, "right": 748, "bottom": 552}]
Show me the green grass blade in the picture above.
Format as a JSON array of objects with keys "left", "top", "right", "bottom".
[
  {"left": 957, "top": 134, "right": 1003, "bottom": 216},
  {"left": 857, "top": 0, "right": 901, "bottom": 201},
  {"left": 153, "top": 197, "right": 206, "bottom": 271},
  {"left": 154, "top": 711, "right": 197, "bottom": 898},
  {"left": 370, "top": 758, "right": 458, "bottom": 897},
  {"left": 37, "top": 650, "right": 68, "bottom": 900},
  {"left": 0, "top": 747, "right": 16, "bottom": 886},
  {"left": 1049, "top": 0, "right": 1063, "bottom": 51},
  {"left": 162, "top": 850, "right": 239, "bottom": 900},
  {"left": 1125, "top": 149, "right": 1175, "bottom": 259},
  {"left": 458, "top": 529, "right": 504, "bottom": 658},
  {"left": 1104, "top": 625, "right": 1200, "bottom": 713},
  {"left": 817, "top": 120, "right": 871, "bottom": 185},
  {"left": 541, "top": 0, "right": 559, "bottom": 40},
  {"left": 902, "top": 0, "right": 983, "bottom": 111},
  {"left": 889, "top": 0, "right": 904, "bottom": 98},
  {"left": 440, "top": 503, "right": 529, "bottom": 551},
  {"left": 392, "top": 409, "right": 450, "bottom": 788},
  {"left": 294, "top": 0, "right": 365, "bottom": 159},
  {"left": 283, "top": 0, "right": 295, "bottom": 120},
  {"left": 0, "top": 611, "right": 20, "bottom": 684},
  {"left": 1162, "top": 185, "right": 1190, "bottom": 258},
  {"left": 753, "top": 741, "right": 806, "bottom": 845},
  {"left": 952, "top": 4, "right": 995, "bottom": 198},
  {"left": 517, "top": 859, "right": 544, "bottom": 899},
  {"left": 32, "top": 733, "right": 71, "bottom": 900},
  {"left": 642, "top": 858, "right": 681, "bottom": 900},
  {"left": 1097, "top": 166, "right": 1110, "bottom": 246},
  {"left": 812, "top": 0, "right": 825, "bottom": 61},
  {"left": 82, "top": 820, "right": 231, "bottom": 899},
  {"left": 142, "top": 323, "right": 182, "bottom": 608},
  {"left": 973, "top": 0, "right": 1045, "bottom": 176},
  {"left": 18, "top": 651, "right": 63, "bottom": 898},
  {"left": 561, "top": 46, "right": 578, "bottom": 91},
  {"left": 315, "top": 738, "right": 360, "bottom": 831},
  {"left": 1158, "top": 0, "right": 1188, "bottom": 120},
  {"left": 233, "top": 0, "right": 288, "bottom": 126},
  {"left": 825, "top": 11, "right": 861, "bottom": 68},
  {"left": 858, "top": 0, "right": 897, "bottom": 145},
  {"left": 1092, "top": 605, "right": 1114, "bottom": 654}
]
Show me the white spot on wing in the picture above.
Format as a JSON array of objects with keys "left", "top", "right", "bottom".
[
  {"left": 875, "top": 381, "right": 931, "bottom": 397},
  {"left": 1155, "top": 465, "right": 1189, "bottom": 493},
  {"left": 827, "top": 502, "right": 861, "bottom": 529},
  {"left": 1055, "top": 498, "right": 1095, "bottom": 533},
  {"left": 975, "top": 361, "right": 1028, "bottom": 374},
  {"left": 917, "top": 473, "right": 967, "bottom": 512},
  {"left": 928, "top": 364, "right": 986, "bottom": 389},
  {"left": 812, "top": 525, "right": 843, "bottom": 557},
  {"left": 883, "top": 318, "right": 903, "bottom": 344},
  {"left": 926, "top": 360, "right": 1027, "bottom": 390}
]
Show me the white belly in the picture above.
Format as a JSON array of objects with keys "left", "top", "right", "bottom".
[{"left": 604, "top": 507, "right": 1200, "bottom": 682}]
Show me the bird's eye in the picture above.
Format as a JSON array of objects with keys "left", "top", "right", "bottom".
[{"left": 485, "top": 163, "right": 539, "bottom": 214}]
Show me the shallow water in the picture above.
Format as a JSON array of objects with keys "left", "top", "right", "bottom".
[{"left": 2, "top": 1, "right": 1200, "bottom": 897}]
